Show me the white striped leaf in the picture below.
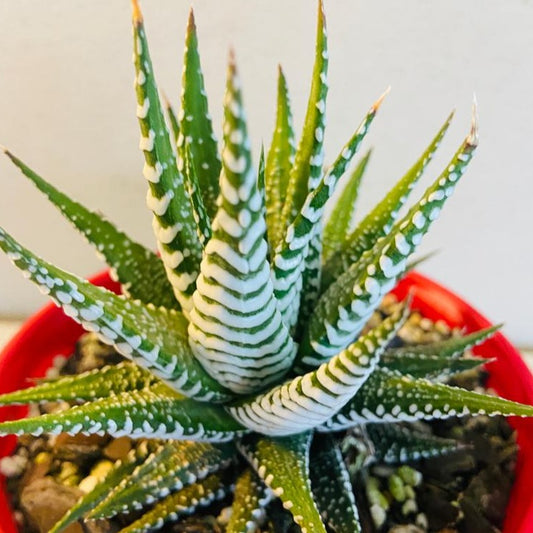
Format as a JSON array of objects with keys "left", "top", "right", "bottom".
[
  {"left": 310, "top": 434, "right": 361, "bottom": 533},
  {"left": 365, "top": 423, "right": 459, "bottom": 464},
  {"left": 117, "top": 473, "right": 231, "bottom": 533},
  {"left": 227, "top": 304, "right": 407, "bottom": 436},
  {"left": 0, "top": 383, "right": 246, "bottom": 441},
  {"left": 239, "top": 432, "right": 327, "bottom": 533},
  {"left": 187, "top": 53, "right": 295, "bottom": 394},
  {"left": 177, "top": 9, "right": 221, "bottom": 219},
  {"left": 322, "top": 367, "right": 533, "bottom": 431},
  {"left": 227, "top": 468, "right": 272, "bottom": 533},
  {"left": 272, "top": 95, "right": 385, "bottom": 331},
  {"left": 387, "top": 324, "right": 501, "bottom": 359},
  {"left": 0, "top": 362, "right": 155, "bottom": 405},
  {"left": 0, "top": 226, "right": 231, "bottom": 401},
  {"left": 265, "top": 66, "right": 296, "bottom": 251},
  {"left": 380, "top": 354, "right": 488, "bottom": 381},
  {"left": 50, "top": 441, "right": 160, "bottom": 533},
  {"left": 183, "top": 144, "right": 212, "bottom": 246},
  {"left": 90, "top": 441, "right": 234, "bottom": 519},
  {"left": 279, "top": 0, "right": 328, "bottom": 231},
  {"left": 299, "top": 104, "right": 479, "bottom": 368},
  {"left": 322, "top": 111, "right": 454, "bottom": 289},
  {"left": 132, "top": 6, "right": 202, "bottom": 312},
  {"left": 3, "top": 149, "right": 178, "bottom": 310}
]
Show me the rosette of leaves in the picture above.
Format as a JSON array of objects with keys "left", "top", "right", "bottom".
[{"left": 0, "top": 1, "right": 531, "bottom": 532}]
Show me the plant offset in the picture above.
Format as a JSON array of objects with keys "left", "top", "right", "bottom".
[{"left": 0, "top": 1, "right": 531, "bottom": 531}]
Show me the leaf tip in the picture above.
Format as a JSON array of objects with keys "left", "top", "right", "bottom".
[
  {"left": 372, "top": 86, "right": 391, "bottom": 113},
  {"left": 468, "top": 93, "right": 479, "bottom": 146},
  {"left": 187, "top": 7, "right": 197, "bottom": 36},
  {"left": 160, "top": 90, "right": 171, "bottom": 110},
  {"left": 131, "top": 0, "right": 143, "bottom": 24}
]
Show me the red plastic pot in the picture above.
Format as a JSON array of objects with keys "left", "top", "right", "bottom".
[{"left": 0, "top": 271, "right": 532, "bottom": 532}]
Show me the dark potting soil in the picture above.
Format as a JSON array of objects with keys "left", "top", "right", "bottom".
[{"left": 2, "top": 295, "right": 517, "bottom": 533}]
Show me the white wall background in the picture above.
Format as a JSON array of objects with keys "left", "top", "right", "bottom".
[{"left": 0, "top": 1, "right": 532, "bottom": 345}]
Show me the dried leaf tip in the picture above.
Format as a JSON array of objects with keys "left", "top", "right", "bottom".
[
  {"left": 0, "top": 144, "right": 8, "bottom": 155},
  {"left": 227, "top": 48, "right": 239, "bottom": 80},
  {"left": 468, "top": 94, "right": 479, "bottom": 146},
  {"left": 131, "top": 0, "right": 143, "bottom": 24},
  {"left": 317, "top": 0, "right": 327, "bottom": 27},
  {"left": 161, "top": 90, "right": 172, "bottom": 110},
  {"left": 187, "top": 8, "right": 196, "bottom": 32},
  {"left": 371, "top": 86, "right": 391, "bottom": 113}
]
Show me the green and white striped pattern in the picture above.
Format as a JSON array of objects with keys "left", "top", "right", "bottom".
[
  {"left": 188, "top": 53, "right": 295, "bottom": 394},
  {"left": 280, "top": 0, "right": 328, "bottom": 231},
  {"left": 3, "top": 149, "right": 178, "bottom": 310},
  {"left": 133, "top": 10, "right": 202, "bottom": 313},
  {"left": 227, "top": 468, "right": 273, "bottom": 533},
  {"left": 364, "top": 423, "right": 459, "bottom": 464},
  {"left": 300, "top": 105, "right": 479, "bottom": 368},
  {"left": 265, "top": 67, "right": 296, "bottom": 251},
  {"left": 89, "top": 441, "right": 234, "bottom": 518},
  {"left": 0, "top": 2, "right": 529, "bottom": 532},
  {"left": 0, "top": 384, "right": 246, "bottom": 441},
  {"left": 239, "top": 432, "right": 327, "bottom": 533},
  {"left": 228, "top": 305, "right": 407, "bottom": 435},
  {"left": 272, "top": 96, "right": 384, "bottom": 330},
  {"left": 117, "top": 473, "right": 230, "bottom": 533},
  {"left": 177, "top": 10, "right": 221, "bottom": 220},
  {"left": 310, "top": 435, "right": 361, "bottom": 533},
  {"left": 322, "top": 367, "right": 533, "bottom": 431},
  {"left": 0, "top": 362, "right": 156, "bottom": 405},
  {"left": 322, "top": 111, "right": 454, "bottom": 288}
]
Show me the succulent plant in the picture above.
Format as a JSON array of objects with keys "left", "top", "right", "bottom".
[{"left": 0, "top": 1, "right": 531, "bottom": 532}]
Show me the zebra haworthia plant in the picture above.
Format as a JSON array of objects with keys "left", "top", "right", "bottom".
[{"left": 0, "top": 1, "right": 529, "bottom": 531}]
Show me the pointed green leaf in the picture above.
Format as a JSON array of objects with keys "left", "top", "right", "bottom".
[
  {"left": 0, "top": 227, "right": 232, "bottom": 401},
  {"left": 365, "top": 423, "right": 459, "bottom": 464},
  {"left": 389, "top": 324, "right": 501, "bottom": 359},
  {"left": 117, "top": 473, "right": 230, "bottom": 533},
  {"left": 266, "top": 66, "right": 296, "bottom": 250},
  {"left": 324, "top": 368, "right": 533, "bottom": 430},
  {"left": 301, "top": 105, "right": 479, "bottom": 367},
  {"left": 90, "top": 441, "right": 234, "bottom": 519},
  {"left": 50, "top": 441, "right": 159, "bottom": 533},
  {"left": 0, "top": 362, "right": 155, "bottom": 405},
  {"left": 3, "top": 149, "right": 178, "bottom": 310},
  {"left": 310, "top": 434, "right": 361, "bottom": 532},
  {"left": 0, "top": 384, "right": 246, "bottom": 441},
  {"left": 188, "top": 53, "right": 295, "bottom": 394},
  {"left": 177, "top": 9, "right": 221, "bottom": 219},
  {"left": 227, "top": 468, "right": 272, "bottom": 533},
  {"left": 229, "top": 304, "right": 407, "bottom": 436},
  {"left": 322, "top": 111, "right": 454, "bottom": 289},
  {"left": 162, "top": 92, "right": 180, "bottom": 145},
  {"left": 183, "top": 144, "right": 212, "bottom": 246},
  {"left": 132, "top": 5, "right": 202, "bottom": 312},
  {"left": 273, "top": 95, "right": 384, "bottom": 330},
  {"left": 322, "top": 149, "right": 372, "bottom": 262},
  {"left": 280, "top": 0, "right": 328, "bottom": 231},
  {"left": 239, "top": 432, "right": 327, "bottom": 533},
  {"left": 380, "top": 354, "right": 488, "bottom": 381}
]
